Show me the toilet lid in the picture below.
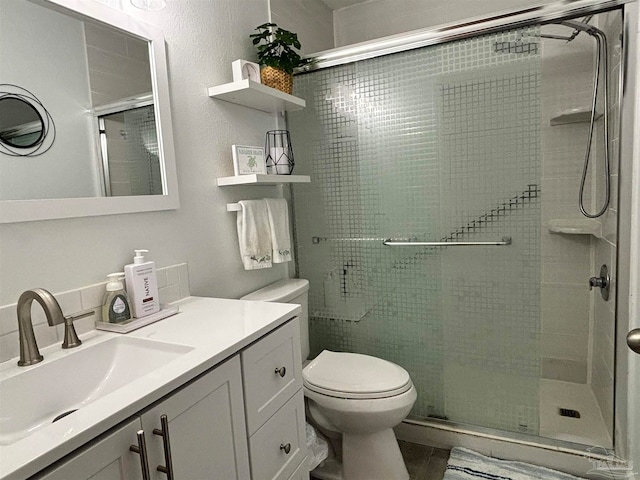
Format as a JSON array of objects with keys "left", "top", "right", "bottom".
[{"left": 303, "top": 350, "right": 412, "bottom": 399}]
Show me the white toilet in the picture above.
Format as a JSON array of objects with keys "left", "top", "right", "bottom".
[{"left": 241, "top": 279, "right": 417, "bottom": 480}]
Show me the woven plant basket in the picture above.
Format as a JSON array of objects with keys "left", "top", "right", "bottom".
[{"left": 261, "top": 67, "right": 293, "bottom": 94}]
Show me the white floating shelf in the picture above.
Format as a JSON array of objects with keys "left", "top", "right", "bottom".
[
  {"left": 208, "top": 79, "right": 305, "bottom": 113},
  {"left": 550, "top": 108, "right": 601, "bottom": 126},
  {"left": 217, "top": 174, "right": 311, "bottom": 187},
  {"left": 548, "top": 219, "right": 602, "bottom": 237}
]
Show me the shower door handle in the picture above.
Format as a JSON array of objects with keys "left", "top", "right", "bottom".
[
  {"left": 627, "top": 329, "right": 640, "bottom": 355},
  {"left": 383, "top": 237, "right": 512, "bottom": 247}
]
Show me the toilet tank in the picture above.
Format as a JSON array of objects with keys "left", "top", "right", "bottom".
[{"left": 240, "top": 279, "right": 310, "bottom": 359}]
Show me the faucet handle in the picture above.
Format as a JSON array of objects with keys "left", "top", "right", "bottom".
[{"left": 61, "top": 311, "right": 93, "bottom": 349}]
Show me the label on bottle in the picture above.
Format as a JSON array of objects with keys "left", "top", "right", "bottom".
[
  {"left": 134, "top": 267, "right": 158, "bottom": 315},
  {"left": 113, "top": 297, "right": 126, "bottom": 314},
  {"left": 126, "top": 263, "right": 159, "bottom": 318},
  {"left": 109, "top": 294, "right": 131, "bottom": 323}
]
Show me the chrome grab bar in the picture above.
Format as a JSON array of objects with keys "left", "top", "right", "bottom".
[{"left": 383, "top": 236, "right": 512, "bottom": 247}]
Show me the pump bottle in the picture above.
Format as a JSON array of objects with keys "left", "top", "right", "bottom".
[
  {"left": 102, "top": 273, "right": 132, "bottom": 323},
  {"left": 124, "top": 249, "right": 160, "bottom": 318}
]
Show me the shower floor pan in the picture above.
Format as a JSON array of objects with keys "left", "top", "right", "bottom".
[{"left": 539, "top": 379, "right": 611, "bottom": 448}]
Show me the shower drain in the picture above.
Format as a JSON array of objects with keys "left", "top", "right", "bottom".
[{"left": 559, "top": 408, "right": 581, "bottom": 418}]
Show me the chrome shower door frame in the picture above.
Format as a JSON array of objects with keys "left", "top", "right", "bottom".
[
  {"left": 291, "top": 0, "right": 638, "bottom": 463},
  {"left": 301, "top": 0, "right": 632, "bottom": 72}
]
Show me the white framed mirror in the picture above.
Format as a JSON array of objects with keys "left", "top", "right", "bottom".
[{"left": 0, "top": 0, "right": 179, "bottom": 223}]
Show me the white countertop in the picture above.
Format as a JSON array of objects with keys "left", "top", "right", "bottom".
[{"left": 0, "top": 296, "right": 300, "bottom": 480}]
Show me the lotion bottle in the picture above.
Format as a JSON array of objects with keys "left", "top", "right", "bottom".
[
  {"left": 124, "top": 249, "right": 160, "bottom": 318},
  {"left": 102, "top": 273, "right": 132, "bottom": 323}
]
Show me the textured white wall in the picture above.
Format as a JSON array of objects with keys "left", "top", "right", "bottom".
[
  {"left": 0, "top": 0, "right": 290, "bottom": 307},
  {"left": 270, "top": 0, "right": 334, "bottom": 54},
  {"left": 332, "top": 0, "right": 556, "bottom": 47}
]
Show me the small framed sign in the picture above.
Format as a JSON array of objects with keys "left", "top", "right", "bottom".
[{"left": 232, "top": 145, "right": 267, "bottom": 175}]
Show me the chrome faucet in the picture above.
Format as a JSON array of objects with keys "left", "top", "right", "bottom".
[{"left": 16, "top": 288, "right": 82, "bottom": 367}]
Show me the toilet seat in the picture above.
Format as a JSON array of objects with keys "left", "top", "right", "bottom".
[{"left": 303, "top": 350, "right": 411, "bottom": 399}]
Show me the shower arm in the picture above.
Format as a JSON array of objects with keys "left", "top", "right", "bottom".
[
  {"left": 559, "top": 15, "right": 595, "bottom": 41},
  {"left": 560, "top": 18, "right": 598, "bottom": 36},
  {"left": 534, "top": 15, "right": 594, "bottom": 41}
]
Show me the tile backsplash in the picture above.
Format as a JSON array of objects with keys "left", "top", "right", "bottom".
[{"left": 0, "top": 263, "right": 190, "bottom": 364}]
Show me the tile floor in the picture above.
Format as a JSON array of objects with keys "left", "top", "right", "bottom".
[
  {"left": 310, "top": 441, "right": 450, "bottom": 480},
  {"left": 399, "top": 441, "right": 450, "bottom": 480}
]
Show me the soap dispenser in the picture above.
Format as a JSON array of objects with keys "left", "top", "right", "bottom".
[
  {"left": 124, "top": 249, "right": 160, "bottom": 318},
  {"left": 102, "top": 273, "right": 132, "bottom": 323}
]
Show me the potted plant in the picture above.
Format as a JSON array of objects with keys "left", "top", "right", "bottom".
[{"left": 250, "top": 23, "right": 311, "bottom": 94}]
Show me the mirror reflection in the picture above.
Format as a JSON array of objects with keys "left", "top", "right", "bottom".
[
  {"left": 0, "top": 0, "right": 163, "bottom": 200},
  {"left": 99, "top": 102, "right": 162, "bottom": 196}
]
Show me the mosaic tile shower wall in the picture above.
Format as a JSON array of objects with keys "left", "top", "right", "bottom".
[{"left": 290, "top": 27, "right": 542, "bottom": 434}]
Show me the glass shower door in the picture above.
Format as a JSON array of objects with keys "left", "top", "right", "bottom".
[
  {"left": 289, "top": 0, "right": 625, "bottom": 446},
  {"left": 290, "top": 26, "right": 543, "bottom": 436},
  {"left": 289, "top": 23, "right": 540, "bottom": 434}
]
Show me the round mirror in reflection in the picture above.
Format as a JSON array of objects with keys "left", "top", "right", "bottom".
[{"left": 0, "top": 97, "right": 45, "bottom": 148}]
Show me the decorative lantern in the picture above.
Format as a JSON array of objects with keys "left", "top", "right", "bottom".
[{"left": 265, "top": 130, "right": 294, "bottom": 175}]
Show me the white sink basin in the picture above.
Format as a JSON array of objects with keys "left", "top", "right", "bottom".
[{"left": 0, "top": 336, "right": 193, "bottom": 446}]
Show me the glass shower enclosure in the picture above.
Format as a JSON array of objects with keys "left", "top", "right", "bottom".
[{"left": 289, "top": 10, "right": 621, "bottom": 449}]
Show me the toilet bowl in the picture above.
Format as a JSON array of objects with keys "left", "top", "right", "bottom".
[
  {"left": 241, "top": 279, "right": 416, "bottom": 480},
  {"left": 304, "top": 350, "right": 417, "bottom": 480}
]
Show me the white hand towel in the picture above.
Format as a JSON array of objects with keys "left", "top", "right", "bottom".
[
  {"left": 237, "top": 200, "right": 272, "bottom": 270},
  {"left": 264, "top": 198, "right": 292, "bottom": 263}
]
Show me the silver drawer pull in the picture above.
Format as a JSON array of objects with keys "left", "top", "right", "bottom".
[
  {"left": 275, "top": 366, "right": 286, "bottom": 377},
  {"left": 280, "top": 443, "right": 292, "bottom": 454},
  {"left": 130, "top": 430, "right": 152, "bottom": 480},
  {"left": 153, "top": 414, "right": 175, "bottom": 479}
]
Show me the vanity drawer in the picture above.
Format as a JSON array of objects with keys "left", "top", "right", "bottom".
[
  {"left": 288, "top": 458, "right": 310, "bottom": 480},
  {"left": 248, "top": 390, "right": 306, "bottom": 480},
  {"left": 242, "top": 318, "right": 302, "bottom": 434}
]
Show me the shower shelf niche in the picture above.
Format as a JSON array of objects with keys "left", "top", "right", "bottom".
[
  {"left": 217, "top": 174, "right": 311, "bottom": 186},
  {"left": 208, "top": 79, "right": 305, "bottom": 113},
  {"left": 548, "top": 219, "right": 602, "bottom": 237},
  {"left": 550, "top": 108, "right": 601, "bottom": 126}
]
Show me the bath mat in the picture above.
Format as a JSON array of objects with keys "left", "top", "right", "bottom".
[{"left": 443, "top": 447, "right": 586, "bottom": 480}]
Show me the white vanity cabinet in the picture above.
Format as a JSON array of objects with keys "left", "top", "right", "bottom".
[
  {"left": 140, "top": 355, "right": 250, "bottom": 480},
  {"left": 34, "top": 418, "right": 144, "bottom": 480},
  {"left": 30, "top": 316, "right": 307, "bottom": 480},
  {"left": 35, "top": 356, "right": 250, "bottom": 480},
  {"left": 241, "top": 320, "right": 307, "bottom": 480}
]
